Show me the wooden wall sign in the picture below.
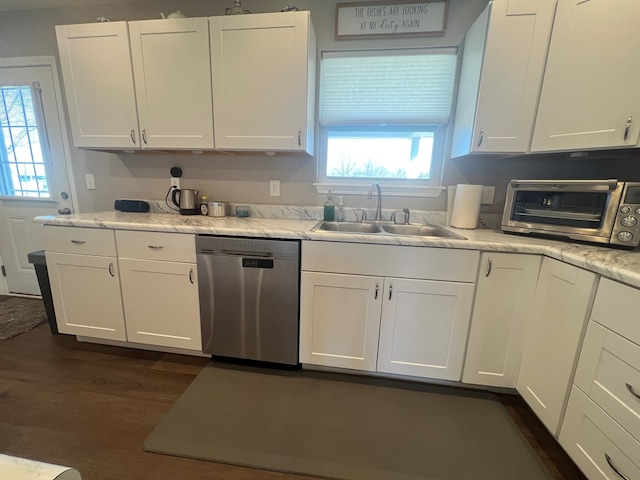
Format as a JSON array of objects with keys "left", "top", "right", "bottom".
[{"left": 336, "top": 1, "right": 449, "bottom": 39}]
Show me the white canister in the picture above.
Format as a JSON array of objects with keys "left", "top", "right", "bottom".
[{"left": 450, "top": 184, "right": 483, "bottom": 229}]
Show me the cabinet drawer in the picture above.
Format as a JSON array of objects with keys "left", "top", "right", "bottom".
[
  {"left": 45, "top": 226, "right": 116, "bottom": 256},
  {"left": 575, "top": 320, "right": 640, "bottom": 441},
  {"left": 301, "top": 241, "right": 479, "bottom": 282},
  {"left": 116, "top": 230, "right": 196, "bottom": 263},
  {"left": 560, "top": 387, "right": 640, "bottom": 480},
  {"left": 591, "top": 278, "right": 640, "bottom": 345}
]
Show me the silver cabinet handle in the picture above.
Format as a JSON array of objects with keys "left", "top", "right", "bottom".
[
  {"left": 478, "top": 128, "right": 484, "bottom": 147},
  {"left": 108, "top": 262, "right": 115, "bottom": 277},
  {"left": 486, "top": 257, "right": 493, "bottom": 277},
  {"left": 189, "top": 268, "right": 194, "bottom": 284},
  {"left": 147, "top": 245, "right": 164, "bottom": 250},
  {"left": 130, "top": 129, "right": 136, "bottom": 144},
  {"left": 605, "top": 453, "right": 630, "bottom": 480},
  {"left": 389, "top": 283, "right": 393, "bottom": 300},
  {"left": 298, "top": 128, "right": 301, "bottom": 146},
  {"left": 142, "top": 128, "right": 148, "bottom": 144},
  {"left": 70, "top": 240, "right": 85, "bottom": 245},
  {"left": 624, "top": 116, "right": 632, "bottom": 141},
  {"left": 625, "top": 382, "right": 640, "bottom": 400},
  {"left": 374, "top": 282, "right": 379, "bottom": 300}
]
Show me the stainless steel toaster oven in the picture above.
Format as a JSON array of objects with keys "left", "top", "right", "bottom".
[{"left": 501, "top": 179, "right": 640, "bottom": 247}]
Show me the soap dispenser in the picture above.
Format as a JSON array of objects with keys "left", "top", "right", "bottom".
[{"left": 323, "top": 191, "right": 335, "bottom": 221}]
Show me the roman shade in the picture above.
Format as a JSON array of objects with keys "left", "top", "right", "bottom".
[{"left": 319, "top": 49, "right": 457, "bottom": 126}]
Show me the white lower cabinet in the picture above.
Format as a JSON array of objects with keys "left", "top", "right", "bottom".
[
  {"left": 516, "top": 257, "right": 597, "bottom": 437},
  {"left": 300, "top": 272, "right": 382, "bottom": 371},
  {"left": 46, "top": 226, "right": 201, "bottom": 352},
  {"left": 560, "top": 278, "right": 640, "bottom": 479},
  {"left": 119, "top": 259, "right": 200, "bottom": 351},
  {"left": 300, "top": 241, "right": 479, "bottom": 381},
  {"left": 377, "top": 277, "right": 474, "bottom": 380},
  {"left": 116, "top": 230, "right": 201, "bottom": 352},
  {"left": 462, "top": 253, "right": 542, "bottom": 388},
  {"left": 45, "top": 227, "right": 126, "bottom": 341}
]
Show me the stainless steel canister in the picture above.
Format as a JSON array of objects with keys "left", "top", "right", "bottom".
[{"left": 207, "top": 201, "right": 227, "bottom": 217}]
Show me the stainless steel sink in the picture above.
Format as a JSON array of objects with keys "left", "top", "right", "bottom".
[
  {"left": 313, "top": 221, "right": 383, "bottom": 233},
  {"left": 381, "top": 224, "right": 465, "bottom": 239},
  {"left": 311, "top": 221, "right": 465, "bottom": 239}
]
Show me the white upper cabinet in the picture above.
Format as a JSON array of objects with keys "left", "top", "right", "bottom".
[
  {"left": 531, "top": 0, "right": 640, "bottom": 152},
  {"left": 57, "top": 18, "right": 214, "bottom": 150},
  {"left": 451, "top": 0, "right": 556, "bottom": 157},
  {"left": 209, "top": 12, "right": 316, "bottom": 153},
  {"left": 56, "top": 22, "right": 140, "bottom": 149},
  {"left": 128, "top": 18, "right": 214, "bottom": 149}
]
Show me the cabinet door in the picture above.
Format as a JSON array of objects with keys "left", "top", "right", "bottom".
[
  {"left": 463, "top": 253, "right": 541, "bottom": 388},
  {"left": 210, "top": 12, "right": 315, "bottom": 153},
  {"left": 560, "top": 386, "right": 640, "bottom": 480},
  {"left": 516, "top": 257, "right": 596, "bottom": 436},
  {"left": 46, "top": 252, "right": 126, "bottom": 341},
  {"left": 299, "top": 272, "right": 382, "bottom": 371},
  {"left": 451, "top": 0, "right": 556, "bottom": 156},
  {"left": 377, "top": 278, "right": 475, "bottom": 381},
  {"left": 128, "top": 18, "right": 214, "bottom": 149},
  {"left": 119, "top": 258, "right": 201, "bottom": 351},
  {"left": 531, "top": 0, "right": 640, "bottom": 152},
  {"left": 55, "top": 22, "right": 140, "bottom": 149}
]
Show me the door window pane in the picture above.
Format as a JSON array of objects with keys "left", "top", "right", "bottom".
[{"left": 0, "top": 84, "right": 50, "bottom": 198}]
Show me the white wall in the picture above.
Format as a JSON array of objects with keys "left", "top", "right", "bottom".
[{"left": 0, "top": 0, "right": 488, "bottom": 214}]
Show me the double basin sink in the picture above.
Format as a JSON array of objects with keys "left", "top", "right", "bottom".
[{"left": 312, "top": 221, "right": 466, "bottom": 239}]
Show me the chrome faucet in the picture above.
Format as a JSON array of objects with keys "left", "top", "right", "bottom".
[{"left": 368, "top": 182, "right": 383, "bottom": 221}]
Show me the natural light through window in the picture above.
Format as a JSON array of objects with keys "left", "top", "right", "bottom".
[
  {"left": 326, "top": 128, "right": 434, "bottom": 180},
  {"left": 0, "top": 84, "right": 49, "bottom": 198}
]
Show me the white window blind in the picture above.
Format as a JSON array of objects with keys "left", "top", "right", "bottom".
[{"left": 320, "top": 49, "right": 457, "bottom": 126}]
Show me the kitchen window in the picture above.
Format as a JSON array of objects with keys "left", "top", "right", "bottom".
[{"left": 316, "top": 49, "right": 457, "bottom": 196}]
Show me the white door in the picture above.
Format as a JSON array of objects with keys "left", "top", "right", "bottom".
[
  {"left": 377, "top": 278, "right": 475, "bottom": 381},
  {"left": 0, "top": 57, "right": 75, "bottom": 295},
  {"left": 299, "top": 271, "right": 383, "bottom": 372}
]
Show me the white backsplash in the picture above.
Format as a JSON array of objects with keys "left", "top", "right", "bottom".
[{"left": 148, "top": 200, "right": 501, "bottom": 229}]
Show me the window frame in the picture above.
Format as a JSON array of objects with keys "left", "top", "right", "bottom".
[{"left": 315, "top": 48, "right": 456, "bottom": 197}]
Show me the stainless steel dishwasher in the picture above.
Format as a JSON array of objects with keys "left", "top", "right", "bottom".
[{"left": 196, "top": 236, "right": 300, "bottom": 365}]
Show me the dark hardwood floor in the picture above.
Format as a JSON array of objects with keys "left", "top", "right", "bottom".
[{"left": 0, "top": 324, "right": 586, "bottom": 480}]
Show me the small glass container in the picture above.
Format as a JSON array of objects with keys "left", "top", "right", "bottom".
[{"left": 236, "top": 205, "right": 251, "bottom": 218}]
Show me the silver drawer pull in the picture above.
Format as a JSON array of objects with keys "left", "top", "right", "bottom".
[
  {"left": 625, "top": 382, "right": 640, "bottom": 400},
  {"left": 605, "top": 453, "right": 630, "bottom": 480},
  {"left": 70, "top": 240, "right": 86, "bottom": 245},
  {"left": 147, "top": 245, "right": 164, "bottom": 250}
]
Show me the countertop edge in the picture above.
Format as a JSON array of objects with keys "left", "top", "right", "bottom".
[{"left": 35, "top": 213, "right": 640, "bottom": 290}]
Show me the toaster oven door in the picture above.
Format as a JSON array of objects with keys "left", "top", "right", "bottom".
[{"left": 502, "top": 179, "right": 624, "bottom": 243}]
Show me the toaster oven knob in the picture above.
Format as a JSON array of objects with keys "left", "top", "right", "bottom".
[
  {"left": 621, "top": 215, "right": 638, "bottom": 227},
  {"left": 621, "top": 206, "right": 631, "bottom": 214},
  {"left": 617, "top": 231, "right": 634, "bottom": 242}
]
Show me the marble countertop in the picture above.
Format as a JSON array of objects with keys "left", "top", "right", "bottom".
[{"left": 35, "top": 210, "right": 640, "bottom": 289}]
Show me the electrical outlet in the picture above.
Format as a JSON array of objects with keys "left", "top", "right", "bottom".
[
  {"left": 269, "top": 180, "right": 280, "bottom": 197},
  {"left": 171, "top": 177, "right": 181, "bottom": 190},
  {"left": 481, "top": 186, "right": 495, "bottom": 204},
  {"left": 85, "top": 173, "right": 96, "bottom": 190}
]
